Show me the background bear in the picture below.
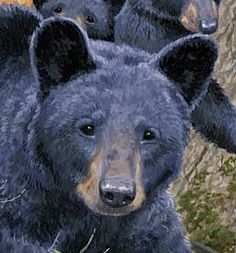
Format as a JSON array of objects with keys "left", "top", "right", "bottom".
[
  {"left": 33, "top": 0, "right": 125, "bottom": 41},
  {"left": 0, "top": 6, "right": 218, "bottom": 253}
]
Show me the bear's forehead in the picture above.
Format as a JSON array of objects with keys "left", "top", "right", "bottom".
[
  {"left": 50, "top": 67, "right": 185, "bottom": 123},
  {"left": 46, "top": 0, "right": 107, "bottom": 11},
  {"left": 65, "top": 65, "right": 172, "bottom": 99},
  {"left": 45, "top": 80, "right": 186, "bottom": 140}
]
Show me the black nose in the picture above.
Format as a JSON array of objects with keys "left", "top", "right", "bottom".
[
  {"left": 99, "top": 179, "right": 136, "bottom": 208},
  {"left": 199, "top": 18, "right": 218, "bottom": 34}
]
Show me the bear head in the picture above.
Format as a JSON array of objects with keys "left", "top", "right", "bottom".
[
  {"left": 33, "top": 0, "right": 125, "bottom": 41},
  {"left": 128, "top": 0, "right": 221, "bottom": 34},
  {"left": 28, "top": 17, "right": 217, "bottom": 216},
  {"left": 33, "top": 0, "right": 112, "bottom": 41}
]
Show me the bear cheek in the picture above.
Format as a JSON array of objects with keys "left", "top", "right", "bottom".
[
  {"left": 180, "top": 2, "right": 199, "bottom": 32},
  {"left": 76, "top": 147, "right": 103, "bottom": 211}
]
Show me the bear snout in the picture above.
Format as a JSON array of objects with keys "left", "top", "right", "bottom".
[
  {"left": 199, "top": 17, "right": 218, "bottom": 34},
  {"left": 99, "top": 178, "right": 136, "bottom": 208}
]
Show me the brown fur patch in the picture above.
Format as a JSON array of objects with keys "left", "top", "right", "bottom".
[
  {"left": 76, "top": 16, "right": 85, "bottom": 30},
  {"left": 77, "top": 147, "right": 104, "bottom": 210},
  {"left": 104, "top": 135, "right": 134, "bottom": 179},
  {"left": 130, "top": 151, "right": 145, "bottom": 211},
  {"left": 180, "top": 2, "right": 199, "bottom": 32},
  {"left": 104, "top": 160, "right": 132, "bottom": 179},
  {"left": 76, "top": 145, "right": 145, "bottom": 216}
]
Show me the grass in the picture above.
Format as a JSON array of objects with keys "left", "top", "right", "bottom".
[{"left": 178, "top": 157, "right": 236, "bottom": 253}]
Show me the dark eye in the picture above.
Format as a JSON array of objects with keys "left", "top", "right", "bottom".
[
  {"left": 86, "top": 15, "right": 96, "bottom": 23},
  {"left": 80, "top": 124, "right": 95, "bottom": 137},
  {"left": 142, "top": 130, "right": 156, "bottom": 142},
  {"left": 53, "top": 7, "right": 63, "bottom": 13}
]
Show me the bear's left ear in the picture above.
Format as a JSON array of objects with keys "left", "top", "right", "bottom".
[
  {"left": 156, "top": 35, "right": 218, "bottom": 107},
  {"left": 31, "top": 17, "right": 96, "bottom": 96}
]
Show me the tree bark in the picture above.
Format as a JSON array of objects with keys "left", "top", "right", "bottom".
[{"left": 171, "top": 1, "right": 236, "bottom": 251}]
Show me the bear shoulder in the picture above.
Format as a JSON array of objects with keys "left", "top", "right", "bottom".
[{"left": 0, "top": 4, "right": 42, "bottom": 62}]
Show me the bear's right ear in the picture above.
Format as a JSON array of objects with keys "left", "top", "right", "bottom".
[
  {"left": 156, "top": 34, "right": 218, "bottom": 108},
  {"left": 31, "top": 17, "right": 96, "bottom": 96}
]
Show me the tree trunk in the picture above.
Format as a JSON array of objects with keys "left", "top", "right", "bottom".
[{"left": 171, "top": 1, "right": 236, "bottom": 252}]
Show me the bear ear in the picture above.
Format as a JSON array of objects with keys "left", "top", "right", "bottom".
[
  {"left": 30, "top": 17, "right": 96, "bottom": 97},
  {"left": 156, "top": 35, "right": 218, "bottom": 107},
  {"left": 104, "top": 0, "right": 126, "bottom": 15},
  {"left": 33, "top": 0, "right": 46, "bottom": 9}
]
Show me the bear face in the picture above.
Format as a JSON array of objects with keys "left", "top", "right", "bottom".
[
  {"left": 33, "top": 0, "right": 125, "bottom": 41},
  {"left": 31, "top": 65, "right": 188, "bottom": 216},
  {"left": 34, "top": 0, "right": 113, "bottom": 40},
  {"left": 28, "top": 17, "right": 217, "bottom": 216}
]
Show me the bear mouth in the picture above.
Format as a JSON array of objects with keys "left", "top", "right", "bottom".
[{"left": 79, "top": 196, "right": 143, "bottom": 217}]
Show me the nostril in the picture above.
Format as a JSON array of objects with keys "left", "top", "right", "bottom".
[
  {"left": 104, "top": 192, "right": 114, "bottom": 201},
  {"left": 122, "top": 194, "right": 134, "bottom": 204}
]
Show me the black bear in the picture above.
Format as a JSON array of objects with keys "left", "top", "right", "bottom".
[
  {"left": 0, "top": 7, "right": 217, "bottom": 253},
  {"left": 114, "top": 0, "right": 236, "bottom": 154},
  {"left": 33, "top": 0, "right": 125, "bottom": 41}
]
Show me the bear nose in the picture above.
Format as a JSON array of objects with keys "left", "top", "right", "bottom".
[
  {"left": 199, "top": 18, "right": 218, "bottom": 34},
  {"left": 99, "top": 179, "right": 136, "bottom": 208}
]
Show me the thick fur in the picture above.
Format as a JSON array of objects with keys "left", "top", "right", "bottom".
[
  {"left": 113, "top": 0, "right": 236, "bottom": 154},
  {"left": 0, "top": 4, "right": 42, "bottom": 64},
  {"left": 0, "top": 10, "right": 218, "bottom": 253}
]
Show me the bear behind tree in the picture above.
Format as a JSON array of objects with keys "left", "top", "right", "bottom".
[
  {"left": 0, "top": 6, "right": 218, "bottom": 253},
  {"left": 31, "top": 0, "right": 236, "bottom": 156}
]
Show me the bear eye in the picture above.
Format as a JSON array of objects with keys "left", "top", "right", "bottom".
[
  {"left": 53, "top": 7, "right": 63, "bottom": 14},
  {"left": 142, "top": 129, "right": 156, "bottom": 142},
  {"left": 86, "top": 15, "right": 96, "bottom": 24},
  {"left": 80, "top": 124, "right": 95, "bottom": 137}
]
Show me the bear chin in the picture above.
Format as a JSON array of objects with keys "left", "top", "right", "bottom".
[{"left": 76, "top": 192, "right": 144, "bottom": 216}]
